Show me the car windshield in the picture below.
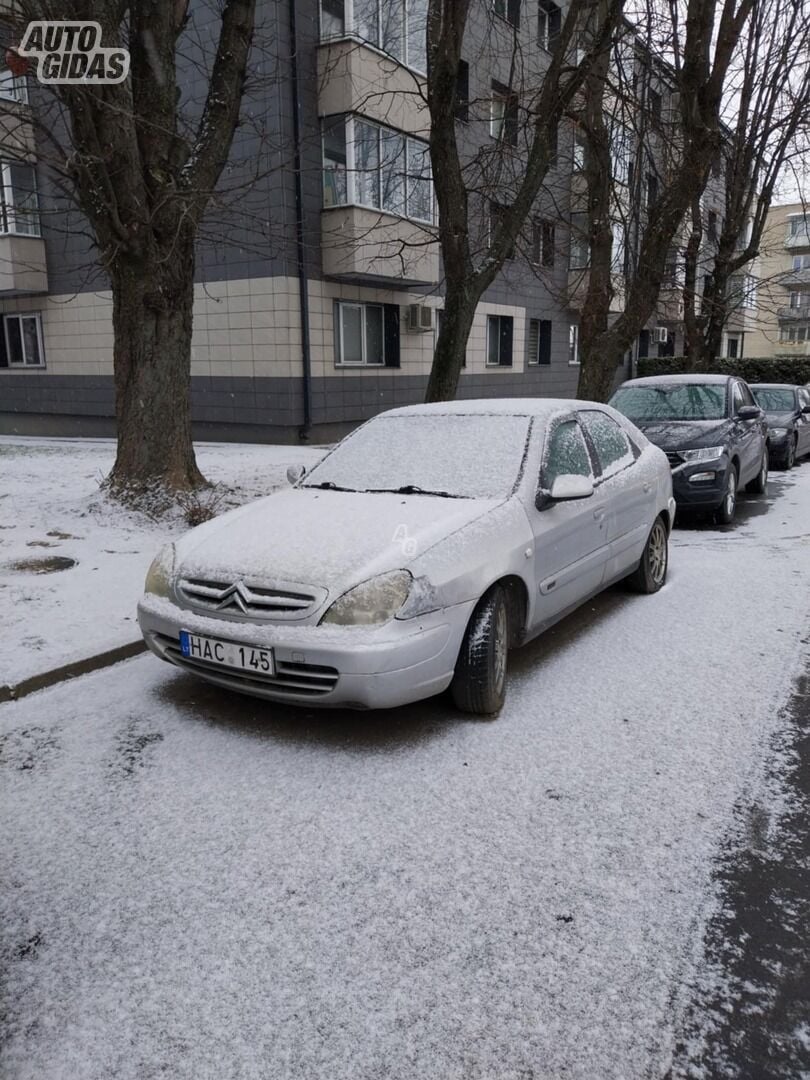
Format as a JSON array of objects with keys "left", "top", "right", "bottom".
[
  {"left": 611, "top": 383, "right": 727, "bottom": 422},
  {"left": 751, "top": 387, "right": 796, "bottom": 412},
  {"left": 303, "top": 413, "right": 532, "bottom": 499}
]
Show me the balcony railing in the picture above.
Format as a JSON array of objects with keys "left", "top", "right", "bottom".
[{"left": 778, "top": 304, "right": 810, "bottom": 320}]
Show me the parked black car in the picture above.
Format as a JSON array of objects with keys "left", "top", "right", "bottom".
[
  {"left": 610, "top": 374, "right": 769, "bottom": 524},
  {"left": 749, "top": 383, "right": 810, "bottom": 470}
]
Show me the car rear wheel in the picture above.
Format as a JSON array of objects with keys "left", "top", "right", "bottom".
[
  {"left": 451, "top": 586, "right": 508, "bottom": 717},
  {"left": 715, "top": 465, "right": 738, "bottom": 525},
  {"left": 746, "top": 448, "right": 769, "bottom": 494},
  {"left": 626, "top": 515, "right": 668, "bottom": 594},
  {"left": 783, "top": 438, "right": 796, "bottom": 471}
]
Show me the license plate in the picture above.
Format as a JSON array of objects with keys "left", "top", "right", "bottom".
[{"left": 179, "top": 630, "right": 274, "bottom": 675}]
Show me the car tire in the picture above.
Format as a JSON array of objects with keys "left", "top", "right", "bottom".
[
  {"left": 784, "top": 438, "right": 796, "bottom": 471},
  {"left": 626, "top": 515, "right": 669, "bottom": 594},
  {"left": 746, "top": 448, "right": 769, "bottom": 494},
  {"left": 715, "top": 465, "right": 738, "bottom": 525},
  {"left": 451, "top": 586, "right": 508, "bottom": 717}
]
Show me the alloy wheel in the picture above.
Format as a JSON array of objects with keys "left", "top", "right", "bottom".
[
  {"left": 648, "top": 520, "right": 668, "bottom": 585},
  {"left": 492, "top": 602, "right": 508, "bottom": 695}
]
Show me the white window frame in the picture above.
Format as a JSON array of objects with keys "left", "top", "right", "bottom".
[
  {"left": 4, "top": 312, "right": 45, "bottom": 368},
  {"left": 322, "top": 115, "right": 434, "bottom": 225},
  {"left": 335, "top": 301, "right": 385, "bottom": 367},
  {"left": 0, "top": 161, "right": 41, "bottom": 237},
  {"left": 485, "top": 314, "right": 513, "bottom": 367},
  {"left": 0, "top": 70, "right": 28, "bottom": 104},
  {"left": 318, "top": 0, "right": 428, "bottom": 75},
  {"left": 568, "top": 323, "right": 580, "bottom": 366}
]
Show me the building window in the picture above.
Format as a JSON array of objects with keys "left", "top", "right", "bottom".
[
  {"left": 321, "top": 0, "right": 429, "bottom": 73},
  {"left": 334, "top": 301, "right": 400, "bottom": 366},
  {"left": 0, "top": 70, "right": 28, "bottom": 104},
  {"left": 725, "top": 334, "right": 740, "bottom": 359},
  {"left": 609, "top": 123, "right": 632, "bottom": 184},
  {"left": 789, "top": 290, "right": 804, "bottom": 309},
  {"left": 486, "top": 315, "right": 514, "bottom": 366},
  {"left": 788, "top": 215, "right": 810, "bottom": 237},
  {"left": 322, "top": 116, "right": 434, "bottom": 224},
  {"left": 527, "top": 318, "right": 552, "bottom": 365},
  {"left": 573, "top": 127, "right": 586, "bottom": 170},
  {"left": 532, "top": 219, "right": 555, "bottom": 267},
  {"left": 568, "top": 323, "right": 579, "bottom": 365},
  {"left": 490, "top": 83, "right": 518, "bottom": 145},
  {"left": 493, "top": 0, "right": 521, "bottom": 28},
  {"left": 645, "top": 172, "right": 658, "bottom": 209},
  {"left": 455, "top": 60, "right": 470, "bottom": 122},
  {"left": 0, "top": 162, "right": 40, "bottom": 236},
  {"left": 792, "top": 254, "right": 810, "bottom": 271},
  {"left": 0, "top": 313, "right": 45, "bottom": 368},
  {"left": 707, "top": 210, "right": 719, "bottom": 241},
  {"left": 538, "top": 0, "right": 561, "bottom": 50},
  {"left": 569, "top": 212, "right": 589, "bottom": 268},
  {"left": 647, "top": 88, "right": 662, "bottom": 124},
  {"left": 611, "top": 221, "right": 626, "bottom": 272}
]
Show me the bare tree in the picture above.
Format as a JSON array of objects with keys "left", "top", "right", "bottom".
[
  {"left": 682, "top": 0, "right": 810, "bottom": 364},
  {"left": 7, "top": 0, "right": 256, "bottom": 502},
  {"left": 574, "top": 0, "right": 757, "bottom": 401},
  {"left": 424, "top": 0, "right": 624, "bottom": 402}
]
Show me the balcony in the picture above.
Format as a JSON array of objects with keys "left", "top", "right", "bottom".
[
  {"left": 785, "top": 224, "right": 810, "bottom": 249},
  {"left": 0, "top": 234, "right": 47, "bottom": 294},
  {"left": 777, "top": 304, "right": 810, "bottom": 320},
  {"left": 566, "top": 268, "right": 626, "bottom": 314},
  {"left": 321, "top": 205, "right": 438, "bottom": 284},
  {"left": 776, "top": 340, "right": 810, "bottom": 356},
  {"left": 318, "top": 39, "right": 428, "bottom": 138}
]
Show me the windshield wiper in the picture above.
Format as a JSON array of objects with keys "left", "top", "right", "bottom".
[
  {"left": 365, "top": 484, "right": 466, "bottom": 498},
  {"left": 302, "top": 481, "right": 358, "bottom": 492}
]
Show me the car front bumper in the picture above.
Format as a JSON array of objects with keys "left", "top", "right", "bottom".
[
  {"left": 137, "top": 593, "right": 475, "bottom": 710},
  {"left": 671, "top": 458, "right": 732, "bottom": 508}
]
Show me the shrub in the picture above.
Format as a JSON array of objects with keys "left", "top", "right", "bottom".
[{"left": 636, "top": 355, "right": 810, "bottom": 385}]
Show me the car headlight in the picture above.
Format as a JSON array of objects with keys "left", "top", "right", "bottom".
[
  {"left": 321, "top": 570, "right": 412, "bottom": 626},
  {"left": 769, "top": 427, "right": 788, "bottom": 437},
  {"left": 144, "top": 544, "right": 175, "bottom": 598},
  {"left": 680, "top": 445, "right": 726, "bottom": 462}
]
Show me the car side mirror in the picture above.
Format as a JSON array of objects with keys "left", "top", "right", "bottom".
[
  {"left": 536, "top": 474, "right": 595, "bottom": 510},
  {"left": 736, "top": 405, "right": 761, "bottom": 421},
  {"left": 802, "top": 405, "right": 810, "bottom": 415},
  {"left": 286, "top": 464, "right": 306, "bottom": 485}
]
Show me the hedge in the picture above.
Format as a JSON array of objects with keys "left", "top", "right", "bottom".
[{"left": 637, "top": 355, "right": 810, "bottom": 385}]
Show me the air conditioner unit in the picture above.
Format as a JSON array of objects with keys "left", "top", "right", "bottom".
[
  {"left": 406, "top": 304, "right": 434, "bottom": 332},
  {"left": 654, "top": 326, "right": 668, "bottom": 344}
]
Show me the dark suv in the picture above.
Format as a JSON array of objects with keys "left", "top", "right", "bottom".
[
  {"left": 749, "top": 383, "right": 810, "bottom": 469},
  {"left": 609, "top": 374, "right": 769, "bottom": 524}
]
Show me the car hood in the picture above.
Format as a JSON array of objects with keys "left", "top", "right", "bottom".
[
  {"left": 632, "top": 419, "right": 731, "bottom": 450},
  {"left": 173, "top": 487, "right": 501, "bottom": 596},
  {"left": 763, "top": 411, "right": 795, "bottom": 426}
]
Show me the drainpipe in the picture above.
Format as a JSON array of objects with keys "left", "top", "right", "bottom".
[{"left": 288, "top": 0, "right": 312, "bottom": 440}]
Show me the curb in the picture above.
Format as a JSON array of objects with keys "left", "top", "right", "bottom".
[{"left": 0, "top": 640, "right": 147, "bottom": 704}]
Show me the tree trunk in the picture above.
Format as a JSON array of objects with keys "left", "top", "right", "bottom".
[
  {"left": 107, "top": 238, "right": 204, "bottom": 498},
  {"left": 425, "top": 286, "right": 477, "bottom": 402}
]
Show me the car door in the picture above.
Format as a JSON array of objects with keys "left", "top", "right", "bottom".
[
  {"left": 731, "top": 380, "right": 759, "bottom": 482},
  {"left": 530, "top": 417, "right": 609, "bottom": 626},
  {"left": 579, "top": 409, "right": 656, "bottom": 582},
  {"left": 798, "top": 389, "right": 810, "bottom": 456}
]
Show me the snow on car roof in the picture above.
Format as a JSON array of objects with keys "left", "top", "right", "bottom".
[
  {"left": 382, "top": 398, "right": 595, "bottom": 418},
  {"left": 621, "top": 373, "right": 731, "bottom": 386}
]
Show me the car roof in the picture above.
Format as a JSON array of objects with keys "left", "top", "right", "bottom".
[
  {"left": 749, "top": 383, "right": 799, "bottom": 390},
  {"left": 380, "top": 398, "right": 609, "bottom": 419},
  {"left": 618, "top": 373, "right": 732, "bottom": 387}
]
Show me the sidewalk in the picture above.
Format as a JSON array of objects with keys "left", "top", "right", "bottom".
[{"left": 0, "top": 437, "right": 325, "bottom": 689}]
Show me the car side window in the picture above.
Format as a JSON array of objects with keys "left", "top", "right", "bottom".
[
  {"left": 739, "top": 382, "right": 755, "bottom": 407},
  {"left": 799, "top": 388, "right": 810, "bottom": 411},
  {"left": 732, "top": 383, "right": 745, "bottom": 414},
  {"left": 579, "top": 411, "right": 634, "bottom": 479},
  {"left": 542, "top": 421, "right": 594, "bottom": 490}
]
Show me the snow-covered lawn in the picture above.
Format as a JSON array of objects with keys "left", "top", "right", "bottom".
[
  {"left": 0, "top": 436, "right": 324, "bottom": 686},
  {"left": 0, "top": 465, "right": 809, "bottom": 1079}
]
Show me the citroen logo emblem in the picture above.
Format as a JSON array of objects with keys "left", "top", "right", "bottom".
[{"left": 216, "top": 582, "right": 249, "bottom": 613}]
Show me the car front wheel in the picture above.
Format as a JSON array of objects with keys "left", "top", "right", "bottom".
[
  {"left": 715, "top": 465, "right": 738, "bottom": 525},
  {"left": 627, "top": 515, "right": 669, "bottom": 594},
  {"left": 451, "top": 586, "right": 508, "bottom": 716}
]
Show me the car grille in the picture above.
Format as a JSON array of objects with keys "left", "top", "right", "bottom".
[
  {"left": 155, "top": 634, "right": 339, "bottom": 697},
  {"left": 665, "top": 451, "right": 685, "bottom": 469},
  {"left": 177, "top": 577, "right": 320, "bottom": 620}
]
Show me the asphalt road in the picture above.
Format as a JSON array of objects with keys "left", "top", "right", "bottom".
[{"left": 2, "top": 467, "right": 810, "bottom": 1080}]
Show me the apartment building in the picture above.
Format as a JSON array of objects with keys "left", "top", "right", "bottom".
[
  {"left": 746, "top": 202, "right": 810, "bottom": 358},
  {"left": 0, "top": 1, "right": 741, "bottom": 441}
]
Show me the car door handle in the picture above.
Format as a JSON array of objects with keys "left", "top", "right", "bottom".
[
  {"left": 593, "top": 506, "right": 606, "bottom": 521},
  {"left": 643, "top": 481, "right": 651, "bottom": 493}
]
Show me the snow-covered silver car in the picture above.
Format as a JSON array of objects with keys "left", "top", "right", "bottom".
[{"left": 138, "top": 400, "right": 676, "bottom": 715}]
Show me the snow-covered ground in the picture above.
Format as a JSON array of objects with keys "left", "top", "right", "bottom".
[
  {"left": 0, "top": 436, "right": 324, "bottom": 686},
  {"left": 1, "top": 465, "right": 809, "bottom": 1079}
]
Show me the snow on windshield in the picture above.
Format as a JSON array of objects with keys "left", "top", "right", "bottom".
[
  {"left": 751, "top": 387, "right": 795, "bottom": 412},
  {"left": 611, "top": 384, "right": 727, "bottom": 422},
  {"left": 304, "top": 413, "right": 532, "bottom": 499}
]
